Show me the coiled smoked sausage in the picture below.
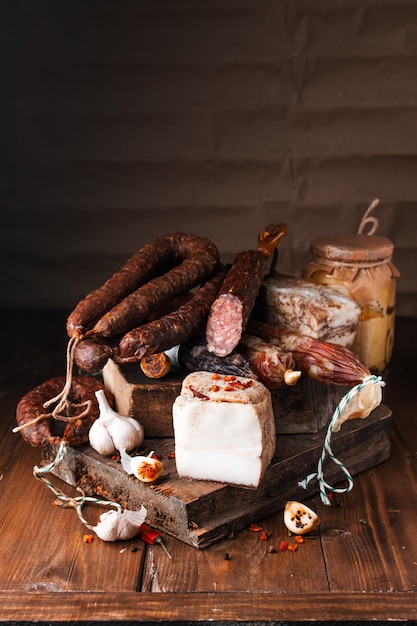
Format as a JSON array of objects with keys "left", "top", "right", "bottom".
[
  {"left": 14, "top": 376, "right": 113, "bottom": 448},
  {"left": 67, "top": 232, "right": 219, "bottom": 339}
]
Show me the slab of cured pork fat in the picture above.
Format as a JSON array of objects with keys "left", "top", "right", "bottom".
[{"left": 172, "top": 371, "right": 276, "bottom": 489}]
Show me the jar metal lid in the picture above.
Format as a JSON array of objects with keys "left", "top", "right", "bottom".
[{"left": 310, "top": 234, "right": 394, "bottom": 264}]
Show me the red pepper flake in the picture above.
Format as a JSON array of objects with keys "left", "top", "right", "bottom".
[
  {"left": 223, "top": 375, "right": 236, "bottom": 381},
  {"left": 279, "top": 541, "right": 288, "bottom": 552},
  {"left": 260, "top": 530, "right": 272, "bottom": 541},
  {"left": 225, "top": 379, "right": 254, "bottom": 391},
  {"left": 212, "top": 372, "right": 220, "bottom": 380},
  {"left": 294, "top": 535, "right": 304, "bottom": 544},
  {"left": 189, "top": 385, "right": 209, "bottom": 400},
  {"left": 167, "top": 452, "right": 175, "bottom": 459},
  {"left": 151, "top": 452, "right": 160, "bottom": 460},
  {"left": 111, "top": 454, "right": 119, "bottom": 461},
  {"left": 83, "top": 534, "right": 94, "bottom": 543},
  {"left": 248, "top": 523, "right": 263, "bottom": 532},
  {"left": 211, "top": 385, "right": 220, "bottom": 392},
  {"left": 287, "top": 544, "right": 298, "bottom": 552}
]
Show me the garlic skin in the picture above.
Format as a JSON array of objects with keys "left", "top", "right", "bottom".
[
  {"left": 93, "top": 505, "right": 147, "bottom": 541},
  {"left": 120, "top": 448, "right": 164, "bottom": 483},
  {"left": 89, "top": 389, "right": 144, "bottom": 455},
  {"left": 284, "top": 501, "right": 320, "bottom": 535}
]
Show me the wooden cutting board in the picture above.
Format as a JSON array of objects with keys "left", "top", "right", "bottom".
[{"left": 42, "top": 404, "right": 392, "bottom": 549}]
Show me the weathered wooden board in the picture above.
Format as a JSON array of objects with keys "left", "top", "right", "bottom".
[
  {"left": 42, "top": 404, "right": 392, "bottom": 549},
  {"left": 102, "top": 359, "right": 348, "bottom": 437}
]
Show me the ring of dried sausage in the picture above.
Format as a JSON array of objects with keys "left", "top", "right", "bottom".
[{"left": 15, "top": 376, "right": 113, "bottom": 448}]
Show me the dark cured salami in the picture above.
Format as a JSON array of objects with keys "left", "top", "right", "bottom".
[
  {"left": 116, "top": 266, "right": 227, "bottom": 362},
  {"left": 205, "top": 250, "right": 265, "bottom": 357},
  {"left": 205, "top": 223, "right": 288, "bottom": 358},
  {"left": 14, "top": 376, "right": 113, "bottom": 448},
  {"left": 66, "top": 232, "right": 219, "bottom": 339}
]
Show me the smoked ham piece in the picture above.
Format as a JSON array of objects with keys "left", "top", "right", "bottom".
[
  {"left": 255, "top": 274, "right": 361, "bottom": 347},
  {"left": 172, "top": 371, "right": 276, "bottom": 488}
]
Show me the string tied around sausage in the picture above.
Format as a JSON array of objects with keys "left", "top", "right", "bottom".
[
  {"left": 12, "top": 336, "right": 92, "bottom": 435},
  {"left": 298, "top": 375, "right": 385, "bottom": 505}
]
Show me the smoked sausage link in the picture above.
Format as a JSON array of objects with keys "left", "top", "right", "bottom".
[
  {"left": 116, "top": 266, "right": 227, "bottom": 361},
  {"left": 66, "top": 237, "right": 174, "bottom": 338},
  {"left": 205, "top": 224, "right": 287, "bottom": 358},
  {"left": 67, "top": 232, "right": 219, "bottom": 339},
  {"left": 205, "top": 250, "right": 266, "bottom": 357}
]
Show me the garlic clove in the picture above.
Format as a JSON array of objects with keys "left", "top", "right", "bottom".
[
  {"left": 131, "top": 455, "right": 164, "bottom": 483},
  {"left": 89, "top": 419, "right": 117, "bottom": 456},
  {"left": 93, "top": 505, "right": 147, "bottom": 541},
  {"left": 119, "top": 448, "right": 164, "bottom": 483},
  {"left": 284, "top": 501, "right": 320, "bottom": 535},
  {"left": 107, "top": 414, "right": 144, "bottom": 453}
]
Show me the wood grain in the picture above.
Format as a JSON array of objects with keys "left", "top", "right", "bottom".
[{"left": 2, "top": 310, "right": 417, "bottom": 622}]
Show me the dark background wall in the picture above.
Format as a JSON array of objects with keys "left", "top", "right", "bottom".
[{"left": 2, "top": 0, "right": 417, "bottom": 315}]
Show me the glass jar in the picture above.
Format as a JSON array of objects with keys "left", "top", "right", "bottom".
[{"left": 302, "top": 233, "right": 399, "bottom": 373}]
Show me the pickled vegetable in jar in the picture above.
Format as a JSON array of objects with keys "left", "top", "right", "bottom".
[{"left": 302, "top": 233, "right": 399, "bottom": 374}]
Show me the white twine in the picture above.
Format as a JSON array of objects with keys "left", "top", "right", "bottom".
[
  {"left": 33, "top": 441, "right": 123, "bottom": 529},
  {"left": 298, "top": 375, "right": 385, "bottom": 505}
]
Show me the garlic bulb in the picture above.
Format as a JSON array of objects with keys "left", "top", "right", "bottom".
[
  {"left": 120, "top": 448, "right": 164, "bottom": 483},
  {"left": 284, "top": 501, "right": 320, "bottom": 535},
  {"left": 89, "top": 389, "right": 144, "bottom": 455},
  {"left": 93, "top": 505, "right": 147, "bottom": 541}
]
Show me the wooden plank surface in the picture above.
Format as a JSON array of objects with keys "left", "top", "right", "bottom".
[
  {"left": 42, "top": 405, "right": 391, "bottom": 548},
  {"left": 2, "top": 310, "right": 417, "bottom": 623}
]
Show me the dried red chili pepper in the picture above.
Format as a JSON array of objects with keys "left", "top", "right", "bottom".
[
  {"left": 189, "top": 385, "right": 209, "bottom": 400},
  {"left": 279, "top": 541, "right": 288, "bottom": 551},
  {"left": 137, "top": 523, "right": 172, "bottom": 559},
  {"left": 248, "top": 523, "right": 263, "bottom": 532}
]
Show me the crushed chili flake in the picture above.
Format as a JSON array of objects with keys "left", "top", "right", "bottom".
[
  {"left": 167, "top": 452, "right": 175, "bottom": 459},
  {"left": 111, "top": 454, "right": 119, "bottom": 461},
  {"left": 223, "top": 375, "right": 236, "bottom": 381},
  {"left": 212, "top": 372, "right": 220, "bottom": 380},
  {"left": 225, "top": 379, "right": 254, "bottom": 391},
  {"left": 211, "top": 385, "right": 220, "bottom": 392},
  {"left": 260, "top": 530, "right": 272, "bottom": 541},
  {"left": 83, "top": 534, "right": 94, "bottom": 543},
  {"left": 279, "top": 541, "right": 288, "bottom": 552},
  {"left": 287, "top": 544, "right": 298, "bottom": 552},
  {"left": 294, "top": 535, "right": 304, "bottom": 544},
  {"left": 248, "top": 524, "right": 263, "bottom": 532}
]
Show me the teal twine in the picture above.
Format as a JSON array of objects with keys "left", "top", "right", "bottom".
[
  {"left": 33, "top": 441, "right": 123, "bottom": 529},
  {"left": 298, "top": 375, "right": 385, "bottom": 505}
]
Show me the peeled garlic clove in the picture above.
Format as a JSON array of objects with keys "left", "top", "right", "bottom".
[
  {"left": 284, "top": 501, "right": 320, "bottom": 535},
  {"left": 131, "top": 455, "right": 164, "bottom": 483},
  {"left": 120, "top": 448, "right": 164, "bottom": 483}
]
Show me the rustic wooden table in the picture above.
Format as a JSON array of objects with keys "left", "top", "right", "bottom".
[{"left": 1, "top": 310, "right": 417, "bottom": 624}]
